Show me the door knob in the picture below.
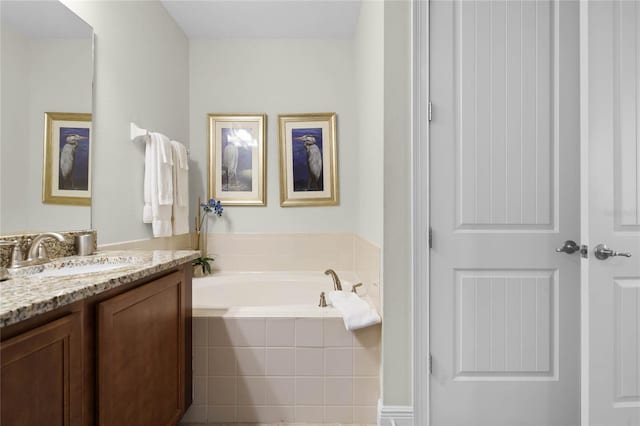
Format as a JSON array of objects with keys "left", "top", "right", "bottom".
[
  {"left": 594, "top": 244, "right": 632, "bottom": 260},
  {"left": 555, "top": 240, "right": 580, "bottom": 254}
]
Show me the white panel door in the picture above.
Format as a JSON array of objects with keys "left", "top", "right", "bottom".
[
  {"left": 430, "top": 1, "right": 581, "bottom": 424},
  {"left": 583, "top": 2, "right": 640, "bottom": 425}
]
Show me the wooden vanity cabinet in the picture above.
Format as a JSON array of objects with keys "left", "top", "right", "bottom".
[
  {"left": 1, "top": 311, "right": 83, "bottom": 425},
  {"left": 97, "top": 270, "right": 185, "bottom": 426},
  {"left": 0, "top": 265, "right": 192, "bottom": 426}
]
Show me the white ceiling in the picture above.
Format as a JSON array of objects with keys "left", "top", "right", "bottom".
[
  {"left": 1, "top": 1, "right": 92, "bottom": 39},
  {"left": 160, "top": 0, "right": 362, "bottom": 39}
]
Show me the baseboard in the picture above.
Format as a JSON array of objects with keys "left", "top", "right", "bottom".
[{"left": 378, "top": 401, "right": 414, "bottom": 426}]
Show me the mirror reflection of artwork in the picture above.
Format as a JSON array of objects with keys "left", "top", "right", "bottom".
[
  {"left": 43, "top": 112, "right": 92, "bottom": 206},
  {"left": 221, "top": 128, "right": 253, "bottom": 192},
  {"left": 292, "top": 128, "right": 323, "bottom": 192},
  {"left": 58, "top": 127, "right": 90, "bottom": 190}
]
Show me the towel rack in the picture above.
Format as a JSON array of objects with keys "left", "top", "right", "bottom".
[{"left": 130, "top": 122, "right": 190, "bottom": 156}]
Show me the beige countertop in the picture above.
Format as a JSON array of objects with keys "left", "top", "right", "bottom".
[{"left": 0, "top": 250, "right": 199, "bottom": 328}]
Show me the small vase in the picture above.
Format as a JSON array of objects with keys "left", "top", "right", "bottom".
[{"left": 193, "top": 265, "right": 205, "bottom": 278}]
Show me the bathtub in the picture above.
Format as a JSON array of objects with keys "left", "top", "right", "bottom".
[
  {"left": 192, "top": 271, "right": 369, "bottom": 318},
  {"left": 183, "top": 271, "right": 382, "bottom": 424}
]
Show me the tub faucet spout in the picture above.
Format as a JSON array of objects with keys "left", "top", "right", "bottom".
[{"left": 324, "top": 269, "right": 342, "bottom": 291}]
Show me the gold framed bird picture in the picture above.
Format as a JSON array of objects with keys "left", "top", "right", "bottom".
[
  {"left": 278, "top": 113, "right": 338, "bottom": 207},
  {"left": 42, "top": 112, "right": 92, "bottom": 206}
]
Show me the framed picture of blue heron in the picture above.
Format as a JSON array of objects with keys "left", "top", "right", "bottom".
[
  {"left": 207, "top": 113, "right": 266, "bottom": 206},
  {"left": 42, "top": 112, "right": 92, "bottom": 206},
  {"left": 278, "top": 113, "right": 338, "bottom": 207}
]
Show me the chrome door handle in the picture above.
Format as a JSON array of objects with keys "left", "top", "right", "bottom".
[
  {"left": 555, "top": 240, "right": 580, "bottom": 254},
  {"left": 594, "top": 244, "right": 632, "bottom": 260}
]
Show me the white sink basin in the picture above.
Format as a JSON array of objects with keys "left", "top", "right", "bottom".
[{"left": 35, "top": 262, "right": 132, "bottom": 278}]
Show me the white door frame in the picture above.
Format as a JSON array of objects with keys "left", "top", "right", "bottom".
[
  {"left": 412, "top": 0, "right": 430, "bottom": 424},
  {"left": 579, "top": 1, "right": 590, "bottom": 424}
]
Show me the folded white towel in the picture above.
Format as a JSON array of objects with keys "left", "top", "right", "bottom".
[
  {"left": 143, "top": 135, "right": 153, "bottom": 223},
  {"left": 171, "top": 140, "right": 189, "bottom": 235},
  {"left": 147, "top": 132, "right": 173, "bottom": 237},
  {"left": 327, "top": 290, "right": 381, "bottom": 331}
]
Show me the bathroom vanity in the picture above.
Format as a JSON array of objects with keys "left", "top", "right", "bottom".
[{"left": 0, "top": 250, "right": 199, "bottom": 426}]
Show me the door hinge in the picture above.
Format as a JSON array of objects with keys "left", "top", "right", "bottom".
[
  {"left": 429, "top": 354, "right": 433, "bottom": 374},
  {"left": 580, "top": 244, "right": 589, "bottom": 258},
  {"left": 428, "top": 101, "right": 432, "bottom": 121},
  {"left": 428, "top": 227, "right": 433, "bottom": 249}
]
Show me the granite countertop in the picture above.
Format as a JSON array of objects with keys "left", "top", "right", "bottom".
[{"left": 0, "top": 250, "right": 199, "bottom": 328}]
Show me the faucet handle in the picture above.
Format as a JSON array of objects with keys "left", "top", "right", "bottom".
[
  {"left": 351, "top": 283, "right": 363, "bottom": 294},
  {"left": 0, "top": 240, "right": 23, "bottom": 268}
]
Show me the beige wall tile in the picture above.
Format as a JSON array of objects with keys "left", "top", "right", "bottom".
[
  {"left": 295, "top": 348, "right": 324, "bottom": 376},
  {"left": 209, "top": 347, "right": 237, "bottom": 376},
  {"left": 265, "top": 348, "right": 295, "bottom": 376},
  {"left": 354, "top": 346, "right": 380, "bottom": 377},
  {"left": 180, "top": 404, "right": 207, "bottom": 423},
  {"left": 209, "top": 317, "right": 232, "bottom": 347},
  {"left": 228, "top": 318, "right": 266, "bottom": 347},
  {"left": 325, "top": 378, "right": 353, "bottom": 405},
  {"left": 193, "top": 317, "right": 208, "bottom": 347},
  {"left": 354, "top": 405, "right": 378, "bottom": 424},
  {"left": 353, "top": 377, "right": 379, "bottom": 405},
  {"left": 325, "top": 347, "right": 354, "bottom": 376},
  {"left": 266, "top": 319, "right": 294, "bottom": 347},
  {"left": 295, "top": 406, "right": 324, "bottom": 423},
  {"left": 193, "top": 346, "right": 208, "bottom": 376},
  {"left": 237, "top": 377, "right": 266, "bottom": 405},
  {"left": 352, "top": 324, "right": 381, "bottom": 348},
  {"left": 207, "top": 405, "right": 236, "bottom": 423},
  {"left": 263, "top": 405, "right": 295, "bottom": 423},
  {"left": 295, "top": 378, "right": 324, "bottom": 405},
  {"left": 324, "top": 319, "right": 353, "bottom": 347},
  {"left": 295, "top": 319, "right": 323, "bottom": 347},
  {"left": 265, "top": 377, "right": 295, "bottom": 406},
  {"left": 193, "top": 376, "right": 207, "bottom": 405},
  {"left": 236, "top": 347, "right": 266, "bottom": 376},
  {"left": 208, "top": 377, "right": 236, "bottom": 405},
  {"left": 324, "top": 405, "right": 354, "bottom": 423}
]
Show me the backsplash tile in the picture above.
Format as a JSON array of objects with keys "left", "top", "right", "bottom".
[{"left": 0, "top": 229, "right": 96, "bottom": 268}]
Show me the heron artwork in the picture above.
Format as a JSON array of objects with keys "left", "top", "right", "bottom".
[
  {"left": 59, "top": 133, "right": 87, "bottom": 190},
  {"left": 294, "top": 134, "right": 323, "bottom": 191},
  {"left": 221, "top": 128, "right": 253, "bottom": 192}
]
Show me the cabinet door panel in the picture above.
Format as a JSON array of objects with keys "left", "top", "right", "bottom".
[
  {"left": 1, "top": 313, "right": 82, "bottom": 426},
  {"left": 98, "top": 271, "right": 184, "bottom": 426}
]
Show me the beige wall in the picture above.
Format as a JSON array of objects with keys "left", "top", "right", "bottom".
[
  {"left": 189, "top": 39, "right": 357, "bottom": 234},
  {"left": 61, "top": 0, "right": 190, "bottom": 245},
  {"left": 354, "top": 0, "right": 385, "bottom": 248},
  {"left": 382, "top": 0, "right": 413, "bottom": 407}
]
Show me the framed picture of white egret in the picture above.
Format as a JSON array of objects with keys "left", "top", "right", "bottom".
[
  {"left": 207, "top": 113, "right": 266, "bottom": 206},
  {"left": 278, "top": 113, "right": 338, "bottom": 207},
  {"left": 42, "top": 112, "right": 92, "bottom": 206}
]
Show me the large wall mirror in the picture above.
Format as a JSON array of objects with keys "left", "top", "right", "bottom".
[{"left": 0, "top": 0, "right": 93, "bottom": 234}]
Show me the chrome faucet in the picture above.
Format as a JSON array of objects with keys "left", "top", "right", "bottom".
[
  {"left": 8, "top": 232, "right": 65, "bottom": 268},
  {"left": 324, "top": 269, "right": 342, "bottom": 291}
]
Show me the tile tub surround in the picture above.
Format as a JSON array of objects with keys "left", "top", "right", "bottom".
[
  {"left": 181, "top": 317, "right": 381, "bottom": 425},
  {"left": 205, "top": 233, "right": 381, "bottom": 312},
  {"left": 0, "top": 229, "right": 97, "bottom": 268},
  {"left": 0, "top": 249, "right": 199, "bottom": 327}
]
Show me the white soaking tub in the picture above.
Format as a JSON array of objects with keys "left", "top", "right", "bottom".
[
  {"left": 185, "top": 271, "right": 382, "bottom": 425},
  {"left": 192, "top": 271, "right": 367, "bottom": 318}
]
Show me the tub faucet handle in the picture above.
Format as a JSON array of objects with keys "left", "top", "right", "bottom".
[
  {"left": 319, "top": 292, "right": 327, "bottom": 308},
  {"left": 351, "top": 283, "right": 363, "bottom": 294}
]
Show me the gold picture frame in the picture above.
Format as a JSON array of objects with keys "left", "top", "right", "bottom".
[
  {"left": 43, "top": 112, "right": 92, "bottom": 206},
  {"left": 278, "top": 113, "right": 338, "bottom": 207},
  {"left": 208, "top": 113, "right": 267, "bottom": 206}
]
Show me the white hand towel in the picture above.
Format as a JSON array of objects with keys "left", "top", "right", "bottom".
[
  {"left": 327, "top": 291, "right": 381, "bottom": 331},
  {"left": 149, "top": 132, "right": 173, "bottom": 237},
  {"left": 155, "top": 133, "right": 174, "bottom": 206},
  {"left": 171, "top": 140, "right": 189, "bottom": 235},
  {"left": 142, "top": 135, "right": 153, "bottom": 223}
]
